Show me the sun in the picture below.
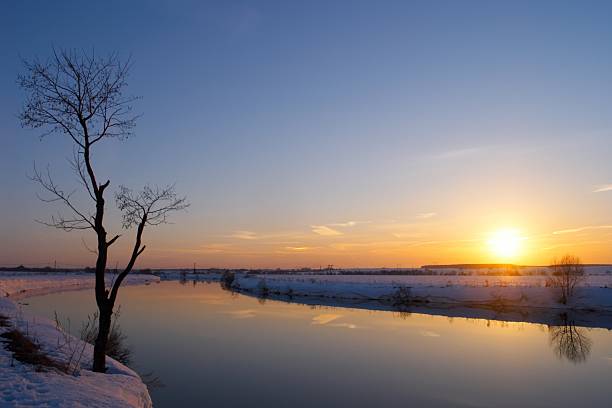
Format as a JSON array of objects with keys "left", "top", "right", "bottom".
[{"left": 487, "top": 229, "right": 524, "bottom": 260}]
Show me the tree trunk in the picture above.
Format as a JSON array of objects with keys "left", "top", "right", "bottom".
[{"left": 93, "top": 303, "right": 112, "bottom": 372}]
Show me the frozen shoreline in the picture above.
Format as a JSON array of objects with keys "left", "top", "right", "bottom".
[
  {"left": 0, "top": 272, "right": 159, "bottom": 407},
  {"left": 157, "top": 271, "right": 612, "bottom": 329},
  {"left": 235, "top": 274, "right": 612, "bottom": 329}
]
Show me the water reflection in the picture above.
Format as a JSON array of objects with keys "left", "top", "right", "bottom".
[
  {"left": 23, "top": 282, "right": 612, "bottom": 408},
  {"left": 548, "top": 314, "right": 592, "bottom": 364}
]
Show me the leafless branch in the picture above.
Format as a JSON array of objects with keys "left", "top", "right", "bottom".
[
  {"left": 19, "top": 48, "right": 187, "bottom": 373},
  {"left": 18, "top": 48, "right": 139, "bottom": 147},
  {"left": 29, "top": 163, "right": 94, "bottom": 231},
  {"left": 68, "top": 147, "right": 96, "bottom": 202},
  {"left": 116, "top": 184, "right": 189, "bottom": 229},
  {"left": 108, "top": 184, "right": 188, "bottom": 304},
  {"left": 547, "top": 255, "right": 586, "bottom": 304},
  {"left": 81, "top": 238, "right": 98, "bottom": 255}
]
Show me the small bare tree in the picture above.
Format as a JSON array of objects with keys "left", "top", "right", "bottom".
[
  {"left": 548, "top": 314, "right": 592, "bottom": 363},
  {"left": 19, "top": 49, "right": 188, "bottom": 372},
  {"left": 548, "top": 254, "right": 585, "bottom": 304}
]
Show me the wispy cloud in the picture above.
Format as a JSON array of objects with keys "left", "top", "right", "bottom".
[
  {"left": 311, "top": 314, "right": 342, "bottom": 325},
  {"left": 593, "top": 184, "right": 612, "bottom": 193},
  {"left": 542, "top": 240, "right": 607, "bottom": 251},
  {"left": 419, "top": 330, "right": 441, "bottom": 337},
  {"left": 416, "top": 212, "right": 437, "bottom": 219},
  {"left": 433, "top": 146, "right": 488, "bottom": 160},
  {"left": 332, "top": 323, "right": 359, "bottom": 329},
  {"left": 330, "top": 221, "right": 357, "bottom": 227},
  {"left": 231, "top": 230, "right": 258, "bottom": 240},
  {"left": 552, "top": 225, "right": 612, "bottom": 235},
  {"left": 311, "top": 220, "right": 369, "bottom": 236},
  {"left": 329, "top": 220, "right": 370, "bottom": 227},
  {"left": 311, "top": 225, "right": 343, "bottom": 236},
  {"left": 199, "top": 243, "right": 233, "bottom": 253},
  {"left": 392, "top": 232, "right": 426, "bottom": 239},
  {"left": 329, "top": 237, "right": 479, "bottom": 252},
  {"left": 226, "top": 309, "right": 256, "bottom": 319},
  {"left": 284, "top": 246, "right": 310, "bottom": 251},
  {"left": 153, "top": 243, "right": 234, "bottom": 254}
]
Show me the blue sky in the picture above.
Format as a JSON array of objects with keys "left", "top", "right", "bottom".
[{"left": 1, "top": 1, "right": 612, "bottom": 268}]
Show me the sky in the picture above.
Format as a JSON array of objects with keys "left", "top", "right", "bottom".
[{"left": 1, "top": 0, "right": 612, "bottom": 269}]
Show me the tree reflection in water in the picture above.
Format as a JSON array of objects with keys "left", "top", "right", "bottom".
[{"left": 548, "top": 314, "right": 592, "bottom": 364}]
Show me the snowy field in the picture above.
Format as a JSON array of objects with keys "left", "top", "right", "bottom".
[
  {"left": 0, "top": 272, "right": 158, "bottom": 407},
  {"left": 150, "top": 268, "right": 612, "bottom": 317},
  {"left": 0, "top": 271, "right": 158, "bottom": 298},
  {"left": 224, "top": 267, "right": 612, "bottom": 317},
  {"left": 245, "top": 271, "right": 612, "bottom": 288}
]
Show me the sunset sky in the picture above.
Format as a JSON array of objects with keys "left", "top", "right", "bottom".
[{"left": 1, "top": 1, "right": 612, "bottom": 268}]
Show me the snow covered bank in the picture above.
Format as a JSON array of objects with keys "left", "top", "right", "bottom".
[
  {"left": 0, "top": 272, "right": 158, "bottom": 407},
  {"left": 0, "top": 271, "right": 159, "bottom": 299},
  {"left": 226, "top": 274, "right": 612, "bottom": 329}
]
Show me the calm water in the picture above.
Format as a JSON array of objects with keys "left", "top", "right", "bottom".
[{"left": 23, "top": 281, "right": 612, "bottom": 407}]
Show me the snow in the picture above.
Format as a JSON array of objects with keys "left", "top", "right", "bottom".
[
  {"left": 234, "top": 272, "right": 612, "bottom": 288},
  {"left": 0, "top": 271, "right": 158, "bottom": 299},
  {"left": 0, "top": 272, "right": 158, "bottom": 408},
  {"left": 221, "top": 272, "right": 612, "bottom": 328}
]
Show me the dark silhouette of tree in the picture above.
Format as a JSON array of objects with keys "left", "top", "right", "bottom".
[
  {"left": 547, "top": 254, "right": 585, "bottom": 304},
  {"left": 548, "top": 314, "right": 592, "bottom": 363},
  {"left": 18, "top": 49, "right": 188, "bottom": 372}
]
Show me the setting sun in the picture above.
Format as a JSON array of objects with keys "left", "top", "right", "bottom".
[{"left": 487, "top": 229, "right": 524, "bottom": 260}]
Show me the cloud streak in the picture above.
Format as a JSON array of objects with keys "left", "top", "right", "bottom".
[
  {"left": 433, "top": 146, "right": 488, "bottom": 160},
  {"left": 329, "top": 220, "right": 370, "bottom": 227},
  {"left": 311, "top": 225, "right": 343, "bottom": 236},
  {"left": 311, "top": 314, "right": 342, "bottom": 325},
  {"left": 416, "top": 212, "right": 437, "bottom": 219},
  {"left": 552, "top": 225, "right": 612, "bottom": 235},
  {"left": 231, "top": 230, "right": 258, "bottom": 240},
  {"left": 593, "top": 184, "right": 612, "bottom": 193}
]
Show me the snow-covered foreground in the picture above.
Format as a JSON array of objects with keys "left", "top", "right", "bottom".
[{"left": 0, "top": 272, "right": 158, "bottom": 407}]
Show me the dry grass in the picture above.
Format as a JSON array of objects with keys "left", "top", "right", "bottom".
[{"left": 1, "top": 326, "right": 66, "bottom": 372}]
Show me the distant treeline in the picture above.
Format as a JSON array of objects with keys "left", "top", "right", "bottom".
[
  {"left": 421, "top": 264, "right": 520, "bottom": 269},
  {"left": 0, "top": 265, "right": 156, "bottom": 274},
  {"left": 0, "top": 265, "right": 83, "bottom": 273},
  {"left": 421, "top": 263, "right": 612, "bottom": 269},
  {"left": 5, "top": 264, "right": 611, "bottom": 276}
]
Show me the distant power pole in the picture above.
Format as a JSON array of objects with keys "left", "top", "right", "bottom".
[
  {"left": 193, "top": 262, "right": 196, "bottom": 274},
  {"left": 54, "top": 260, "right": 57, "bottom": 271}
]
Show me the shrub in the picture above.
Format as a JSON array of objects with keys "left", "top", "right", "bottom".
[
  {"left": 1, "top": 328, "right": 66, "bottom": 372},
  {"left": 257, "top": 279, "right": 270, "bottom": 296},
  {"left": 79, "top": 310, "right": 132, "bottom": 367},
  {"left": 547, "top": 255, "right": 585, "bottom": 304},
  {"left": 391, "top": 286, "right": 412, "bottom": 305},
  {"left": 220, "top": 271, "right": 235, "bottom": 290}
]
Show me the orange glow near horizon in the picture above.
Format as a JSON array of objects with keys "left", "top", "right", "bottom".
[
  {"left": 5, "top": 214, "right": 612, "bottom": 269},
  {"left": 486, "top": 229, "right": 525, "bottom": 262}
]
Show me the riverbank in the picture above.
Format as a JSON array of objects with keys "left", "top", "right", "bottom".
[
  {"left": 0, "top": 272, "right": 158, "bottom": 407},
  {"left": 225, "top": 273, "right": 612, "bottom": 329}
]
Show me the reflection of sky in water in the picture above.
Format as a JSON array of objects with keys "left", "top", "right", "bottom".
[
  {"left": 311, "top": 313, "right": 342, "bottom": 325},
  {"left": 227, "top": 309, "right": 256, "bottom": 319},
  {"left": 311, "top": 314, "right": 360, "bottom": 329},
  {"left": 420, "top": 330, "right": 441, "bottom": 337},
  {"left": 24, "top": 281, "right": 612, "bottom": 408}
]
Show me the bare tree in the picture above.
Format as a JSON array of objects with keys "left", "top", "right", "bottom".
[
  {"left": 18, "top": 49, "right": 188, "bottom": 372},
  {"left": 548, "top": 314, "right": 592, "bottom": 363},
  {"left": 547, "top": 254, "right": 585, "bottom": 304}
]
